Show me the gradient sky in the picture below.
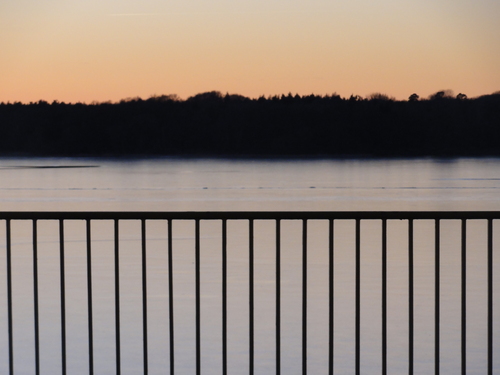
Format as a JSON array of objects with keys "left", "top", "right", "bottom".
[{"left": 1, "top": 0, "right": 499, "bottom": 103}]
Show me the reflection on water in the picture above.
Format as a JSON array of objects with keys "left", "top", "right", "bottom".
[{"left": 0, "top": 158, "right": 499, "bottom": 374}]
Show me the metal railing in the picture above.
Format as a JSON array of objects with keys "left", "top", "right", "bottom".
[{"left": 1, "top": 211, "right": 498, "bottom": 375}]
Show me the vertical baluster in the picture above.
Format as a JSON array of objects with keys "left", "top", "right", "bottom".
[
  {"left": 86, "top": 219, "right": 94, "bottom": 375},
  {"left": 382, "top": 219, "right": 387, "bottom": 375},
  {"left": 487, "top": 219, "right": 493, "bottom": 375},
  {"left": 195, "top": 219, "right": 201, "bottom": 375},
  {"left": 461, "top": 219, "right": 466, "bottom": 375},
  {"left": 114, "top": 219, "right": 121, "bottom": 375},
  {"left": 222, "top": 219, "right": 228, "bottom": 375},
  {"left": 355, "top": 219, "right": 361, "bottom": 375},
  {"left": 329, "top": 219, "right": 334, "bottom": 375},
  {"left": 276, "top": 219, "right": 281, "bottom": 375},
  {"left": 60, "top": 219, "right": 67, "bottom": 375},
  {"left": 6, "top": 219, "right": 13, "bottom": 375},
  {"left": 435, "top": 219, "right": 440, "bottom": 375},
  {"left": 408, "top": 219, "right": 414, "bottom": 375},
  {"left": 33, "top": 220, "right": 40, "bottom": 375},
  {"left": 142, "top": 219, "right": 149, "bottom": 375},
  {"left": 302, "top": 219, "right": 307, "bottom": 375},
  {"left": 249, "top": 219, "right": 254, "bottom": 375},
  {"left": 168, "top": 219, "right": 174, "bottom": 375}
]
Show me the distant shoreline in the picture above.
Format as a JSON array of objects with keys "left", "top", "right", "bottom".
[{"left": 1, "top": 91, "right": 499, "bottom": 158}]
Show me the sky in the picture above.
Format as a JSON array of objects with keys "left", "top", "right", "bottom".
[{"left": 1, "top": 0, "right": 499, "bottom": 103}]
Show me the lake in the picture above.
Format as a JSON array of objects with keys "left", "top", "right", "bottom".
[
  {"left": 0, "top": 158, "right": 499, "bottom": 375},
  {"left": 1, "top": 158, "right": 500, "bottom": 212}
]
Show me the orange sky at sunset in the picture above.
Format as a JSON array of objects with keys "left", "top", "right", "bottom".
[{"left": 1, "top": 0, "right": 499, "bottom": 103}]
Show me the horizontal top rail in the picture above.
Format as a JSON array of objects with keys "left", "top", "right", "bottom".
[{"left": 0, "top": 211, "right": 499, "bottom": 220}]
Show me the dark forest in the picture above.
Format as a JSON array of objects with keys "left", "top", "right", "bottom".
[{"left": 1, "top": 91, "right": 499, "bottom": 158}]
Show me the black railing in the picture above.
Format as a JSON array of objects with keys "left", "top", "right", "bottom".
[{"left": 1, "top": 211, "right": 498, "bottom": 375}]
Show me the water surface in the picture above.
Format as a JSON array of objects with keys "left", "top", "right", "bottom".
[
  {"left": 1, "top": 157, "right": 500, "bottom": 211},
  {"left": 0, "top": 158, "right": 499, "bottom": 375}
]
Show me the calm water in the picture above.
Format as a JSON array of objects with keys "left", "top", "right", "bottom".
[
  {"left": 0, "top": 157, "right": 500, "bottom": 212},
  {"left": 0, "top": 158, "right": 499, "bottom": 375}
]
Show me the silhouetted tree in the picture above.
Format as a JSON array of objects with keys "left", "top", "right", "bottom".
[
  {"left": 429, "top": 90, "right": 454, "bottom": 100},
  {"left": 187, "top": 91, "right": 223, "bottom": 102},
  {"left": 349, "top": 94, "right": 362, "bottom": 102},
  {"left": 368, "top": 93, "right": 393, "bottom": 101},
  {"left": 0, "top": 91, "right": 499, "bottom": 157},
  {"left": 408, "top": 93, "right": 419, "bottom": 102}
]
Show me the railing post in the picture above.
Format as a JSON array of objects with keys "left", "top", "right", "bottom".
[
  {"left": 167, "top": 219, "right": 174, "bottom": 375},
  {"left": 329, "top": 219, "right": 334, "bottom": 375},
  {"left": 222, "top": 219, "right": 228, "bottom": 375},
  {"left": 435, "top": 219, "right": 440, "bottom": 375},
  {"left": 355, "top": 219, "right": 361, "bottom": 375},
  {"left": 461, "top": 219, "right": 467, "bottom": 375},
  {"left": 114, "top": 219, "right": 121, "bottom": 375},
  {"left": 382, "top": 219, "right": 387, "bottom": 375},
  {"left": 33, "top": 220, "right": 40, "bottom": 375},
  {"left": 249, "top": 219, "right": 254, "bottom": 375},
  {"left": 6, "top": 219, "right": 13, "bottom": 375},
  {"left": 195, "top": 219, "right": 201, "bottom": 375},
  {"left": 302, "top": 219, "right": 308, "bottom": 375},
  {"left": 86, "top": 219, "right": 94, "bottom": 375},
  {"left": 487, "top": 219, "right": 493, "bottom": 375},
  {"left": 59, "top": 219, "right": 67, "bottom": 375},
  {"left": 276, "top": 219, "right": 281, "bottom": 375},
  {"left": 142, "top": 219, "right": 149, "bottom": 375},
  {"left": 409, "top": 219, "right": 414, "bottom": 375}
]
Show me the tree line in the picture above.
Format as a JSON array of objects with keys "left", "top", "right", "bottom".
[{"left": 0, "top": 91, "right": 499, "bottom": 158}]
